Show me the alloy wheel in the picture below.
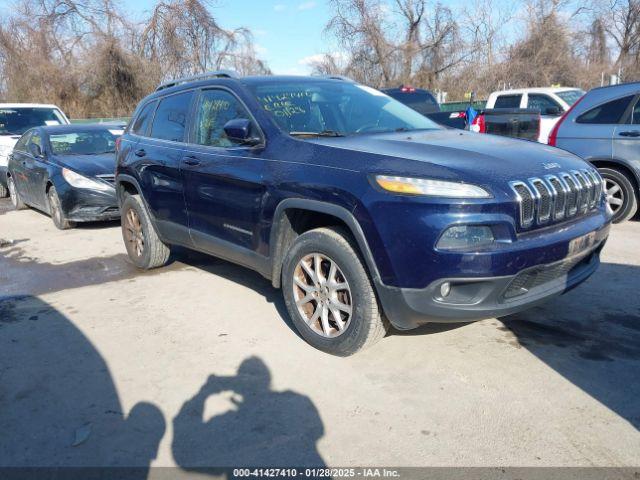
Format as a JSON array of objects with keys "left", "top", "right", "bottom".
[
  {"left": 292, "top": 253, "right": 352, "bottom": 338},
  {"left": 48, "top": 191, "right": 62, "bottom": 224},
  {"left": 604, "top": 178, "right": 624, "bottom": 214},
  {"left": 124, "top": 208, "right": 145, "bottom": 258}
]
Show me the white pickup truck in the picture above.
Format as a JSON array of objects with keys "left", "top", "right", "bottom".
[
  {"left": 0, "top": 103, "right": 70, "bottom": 197},
  {"left": 485, "top": 87, "right": 584, "bottom": 143}
]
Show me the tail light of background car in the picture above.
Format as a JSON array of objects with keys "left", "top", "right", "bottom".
[
  {"left": 471, "top": 114, "right": 486, "bottom": 133},
  {"left": 400, "top": 85, "right": 416, "bottom": 93},
  {"left": 548, "top": 94, "right": 585, "bottom": 146}
]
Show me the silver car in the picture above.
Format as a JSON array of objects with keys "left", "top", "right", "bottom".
[{"left": 550, "top": 82, "right": 639, "bottom": 223}]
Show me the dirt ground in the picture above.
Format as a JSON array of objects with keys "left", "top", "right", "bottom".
[{"left": 1, "top": 198, "right": 639, "bottom": 473}]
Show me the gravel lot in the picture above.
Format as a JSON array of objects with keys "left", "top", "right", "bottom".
[{"left": 1, "top": 198, "right": 639, "bottom": 472}]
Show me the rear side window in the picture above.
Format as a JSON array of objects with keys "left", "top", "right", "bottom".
[
  {"left": 494, "top": 95, "right": 522, "bottom": 108},
  {"left": 577, "top": 95, "right": 635, "bottom": 124},
  {"left": 131, "top": 101, "right": 156, "bottom": 136},
  {"left": 150, "top": 92, "right": 193, "bottom": 142}
]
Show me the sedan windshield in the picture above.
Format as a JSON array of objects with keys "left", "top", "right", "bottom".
[
  {"left": 49, "top": 130, "right": 119, "bottom": 155},
  {"left": 0, "top": 108, "right": 66, "bottom": 135},
  {"left": 248, "top": 81, "right": 439, "bottom": 136},
  {"left": 556, "top": 90, "right": 585, "bottom": 106}
]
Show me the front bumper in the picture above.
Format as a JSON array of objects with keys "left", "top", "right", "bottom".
[
  {"left": 377, "top": 226, "right": 609, "bottom": 330},
  {"left": 58, "top": 186, "right": 119, "bottom": 222}
]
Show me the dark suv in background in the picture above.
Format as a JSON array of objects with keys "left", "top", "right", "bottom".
[
  {"left": 116, "top": 72, "right": 610, "bottom": 355},
  {"left": 549, "top": 81, "right": 640, "bottom": 223}
]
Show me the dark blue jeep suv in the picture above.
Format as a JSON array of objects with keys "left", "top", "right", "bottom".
[{"left": 116, "top": 71, "right": 611, "bottom": 355}]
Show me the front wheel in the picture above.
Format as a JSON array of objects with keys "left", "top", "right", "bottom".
[
  {"left": 7, "top": 176, "right": 26, "bottom": 210},
  {"left": 598, "top": 167, "right": 637, "bottom": 223},
  {"left": 121, "top": 194, "right": 171, "bottom": 269},
  {"left": 0, "top": 181, "right": 7, "bottom": 198},
  {"left": 47, "top": 186, "right": 75, "bottom": 230},
  {"left": 282, "top": 227, "right": 388, "bottom": 356}
]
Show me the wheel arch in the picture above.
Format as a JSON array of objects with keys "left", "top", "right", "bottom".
[
  {"left": 589, "top": 158, "right": 639, "bottom": 192},
  {"left": 269, "top": 198, "right": 381, "bottom": 289}
]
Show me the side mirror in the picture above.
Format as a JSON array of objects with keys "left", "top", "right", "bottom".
[
  {"left": 223, "top": 119, "right": 261, "bottom": 145},
  {"left": 29, "top": 143, "right": 42, "bottom": 158},
  {"left": 544, "top": 106, "right": 561, "bottom": 116}
]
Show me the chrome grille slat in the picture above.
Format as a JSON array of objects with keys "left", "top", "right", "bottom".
[{"left": 511, "top": 169, "right": 600, "bottom": 229}]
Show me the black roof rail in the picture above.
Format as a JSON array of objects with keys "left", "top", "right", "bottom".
[{"left": 156, "top": 70, "right": 239, "bottom": 91}]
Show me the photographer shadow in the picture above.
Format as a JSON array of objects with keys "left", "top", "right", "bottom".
[{"left": 172, "top": 357, "right": 326, "bottom": 473}]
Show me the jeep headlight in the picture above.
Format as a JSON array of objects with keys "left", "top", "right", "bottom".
[
  {"left": 375, "top": 175, "right": 491, "bottom": 198},
  {"left": 62, "top": 168, "right": 112, "bottom": 191}
]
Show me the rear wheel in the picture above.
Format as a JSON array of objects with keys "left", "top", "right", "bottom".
[
  {"left": 598, "top": 167, "right": 637, "bottom": 223},
  {"left": 47, "top": 186, "right": 75, "bottom": 230},
  {"left": 7, "top": 176, "right": 26, "bottom": 210},
  {"left": 121, "top": 194, "right": 171, "bottom": 269},
  {"left": 282, "top": 227, "right": 388, "bottom": 356}
]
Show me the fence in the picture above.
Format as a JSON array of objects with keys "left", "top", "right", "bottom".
[{"left": 439, "top": 100, "right": 487, "bottom": 112}]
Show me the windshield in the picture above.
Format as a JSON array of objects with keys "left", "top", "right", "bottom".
[
  {"left": 248, "top": 81, "right": 439, "bottom": 136},
  {"left": 49, "top": 130, "right": 119, "bottom": 155},
  {"left": 0, "top": 108, "right": 66, "bottom": 135},
  {"left": 556, "top": 90, "right": 585, "bottom": 106}
]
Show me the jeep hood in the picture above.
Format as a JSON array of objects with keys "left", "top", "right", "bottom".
[{"left": 312, "top": 129, "right": 590, "bottom": 187}]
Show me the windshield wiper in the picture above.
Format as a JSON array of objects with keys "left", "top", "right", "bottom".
[{"left": 289, "top": 130, "right": 345, "bottom": 137}]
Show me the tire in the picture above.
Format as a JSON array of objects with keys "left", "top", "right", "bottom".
[
  {"left": 7, "top": 176, "right": 26, "bottom": 210},
  {"left": 281, "top": 226, "right": 388, "bottom": 356},
  {"left": 0, "top": 181, "right": 7, "bottom": 198},
  {"left": 121, "top": 194, "right": 171, "bottom": 269},
  {"left": 47, "top": 186, "right": 75, "bottom": 230},
  {"left": 598, "top": 167, "right": 638, "bottom": 224}
]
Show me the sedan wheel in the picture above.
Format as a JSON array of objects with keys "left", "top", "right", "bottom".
[
  {"left": 7, "top": 177, "right": 25, "bottom": 210},
  {"left": 47, "top": 186, "right": 74, "bottom": 229},
  {"left": 293, "top": 253, "right": 353, "bottom": 338}
]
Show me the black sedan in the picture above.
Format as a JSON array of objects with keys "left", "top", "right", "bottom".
[{"left": 6, "top": 124, "right": 122, "bottom": 229}]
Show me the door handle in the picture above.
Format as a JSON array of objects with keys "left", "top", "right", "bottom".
[
  {"left": 618, "top": 131, "right": 640, "bottom": 137},
  {"left": 134, "top": 149, "right": 146, "bottom": 157},
  {"left": 183, "top": 155, "right": 201, "bottom": 166}
]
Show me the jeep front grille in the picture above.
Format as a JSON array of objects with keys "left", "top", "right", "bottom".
[{"left": 510, "top": 169, "right": 602, "bottom": 229}]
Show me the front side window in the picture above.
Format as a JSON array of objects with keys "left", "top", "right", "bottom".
[
  {"left": 247, "top": 81, "right": 438, "bottom": 136},
  {"left": 193, "top": 90, "right": 256, "bottom": 147},
  {"left": 131, "top": 101, "right": 157, "bottom": 136},
  {"left": 0, "top": 108, "right": 66, "bottom": 136},
  {"left": 577, "top": 95, "right": 635, "bottom": 124},
  {"left": 494, "top": 95, "right": 522, "bottom": 108},
  {"left": 30, "top": 133, "right": 42, "bottom": 148},
  {"left": 150, "top": 92, "right": 193, "bottom": 142},
  {"left": 13, "top": 131, "right": 32, "bottom": 152},
  {"left": 48, "top": 130, "right": 118, "bottom": 155},
  {"left": 528, "top": 94, "right": 560, "bottom": 113}
]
